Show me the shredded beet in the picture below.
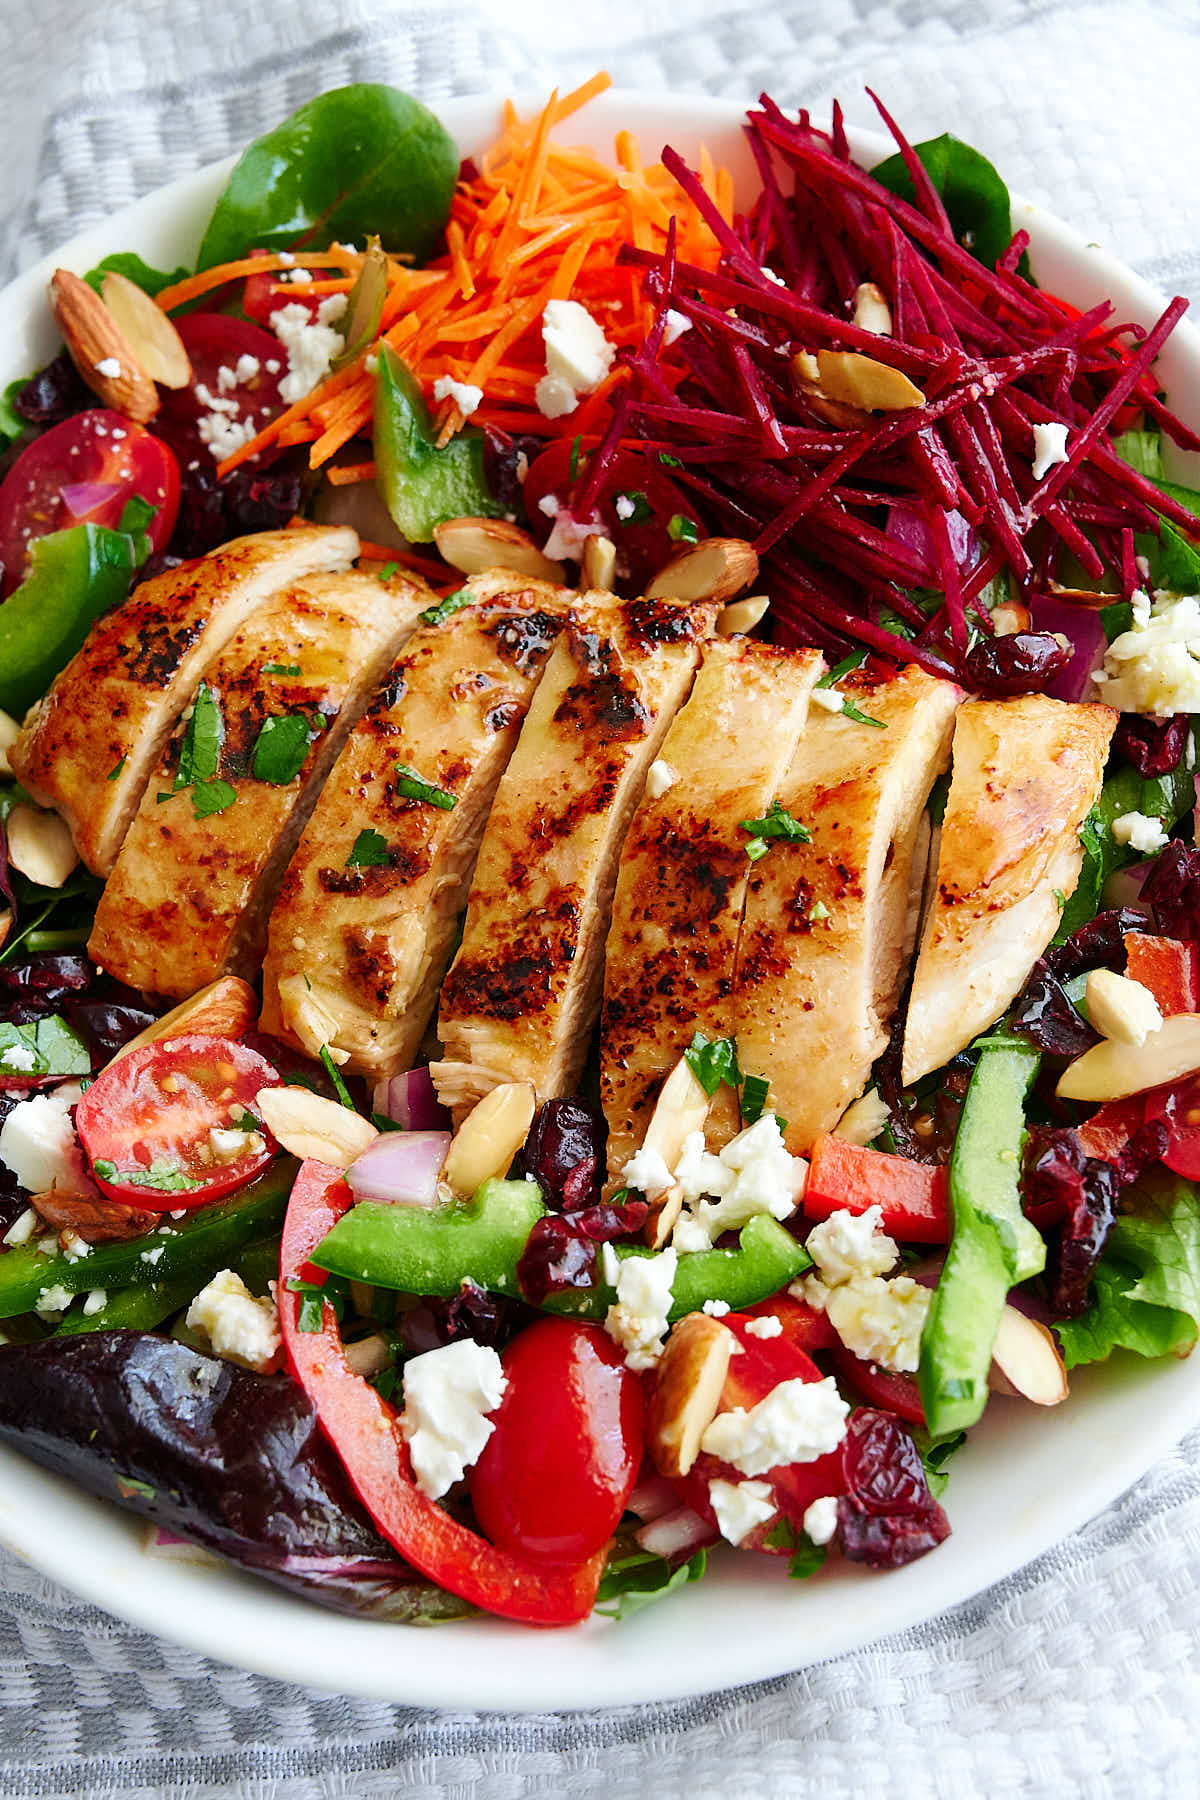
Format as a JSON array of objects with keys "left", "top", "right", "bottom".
[
  {"left": 1113, "top": 712, "right": 1190, "bottom": 777},
  {"left": 587, "top": 96, "right": 1195, "bottom": 681},
  {"left": 837, "top": 1408, "right": 951, "bottom": 1568},
  {"left": 1142, "top": 843, "right": 1200, "bottom": 941}
]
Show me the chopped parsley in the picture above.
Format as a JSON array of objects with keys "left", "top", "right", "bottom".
[
  {"left": 420, "top": 587, "right": 474, "bottom": 627},
  {"left": 739, "top": 801, "right": 812, "bottom": 859},
  {"left": 817, "top": 651, "right": 868, "bottom": 687},
  {"left": 346, "top": 828, "right": 390, "bottom": 867},
  {"left": 377, "top": 561, "right": 401, "bottom": 583},
  {"left": 106, "top": 755, "right": 126, "bottom": 782},
  {"left": 568, "top": 435, "right": 583, "bottom": 479},
  {"left": 320, "top": 1044, "right": 357, "bottom": 1110},
  {"left": 252, "top": 713, "right": 316, "bottom": 785},
  {"left": 841, "top": 696, "right": 886, "bottom": 729},
  {"left": 394, "top": 762, "right": 457, "bottom": 810},
  {"left": 657, "top": 451, "right": 683, "bottom": 469},
  {"left": 92, "top": 1158, "right": 203, "bottom": 1193},
  {"left": 190, "top": 779, "right": 237, "bottom": 819},
  {"left": 615, "top": 489, "right": 654, "bottom": 526},
  {"left": 594, "top": 1547, "right": 707, "bottom": 1620},
  {"left": 262, "top": 662, "right": 302, "bottom": 677},
  {"left": 667, "top": 513, "right": 700, "bottom": 544},
  {"left": 684, "top": 1030, "right": 742, "bottom": 1097},
  {"left": 807, "top": 900, "right": 831, "bottom": 923},
  {"left": 740, "top": 1071, "right": 770, "bottom": 1125},
  {"left": 286, "top": 1272, "right": 348, "bottom": 1333},
  {"left": 175, "top": 682, "right": 224, "bottom": 789}
]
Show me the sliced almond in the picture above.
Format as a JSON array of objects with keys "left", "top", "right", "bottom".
[
  {"left": 1057, "top": 1011, "right": 1200, "bottom": 1101},
  {"left": 643, "top": 1054, "right": 712, "bottom": 1171},
  {"left": 647, "top": 1312, "right": 734, "bottom": 1477},
  {"left": 442, "top": 1079, "right": 536, "bottom": 1197},
  {"left": 717, "top": 594, "right": 770, "bottom": 636},
  {"left": 110, "top": 976, "right": 258, "bottom": 1063},
  {"left": 646, "top": 538, "right": 759, "bottom": 605},
  {"left": 5, "top": 805, "right": 78, "bottom": 888},
  {"left": 343, "top": 1330, "right": 393, "bottom": 1378},
  {"left": 255, "top": 1084, "right": 379, "bottom": 1169},
  {"left": 988, "top": 1306, "right": 1068, "bottom": 1405},
  {"left": 1085, "top": 968, "right": 1163, "bottom": 1047},
  {"left": 646, "top": 1182, "right": 685, "bottom": 1251},
  {"left": 852, "top": 281, "right": 892, "bottom": 337},
  {"left": 433, "top": 517, "right": 565, "bottom": 583},
  {"left": 814, "top": 350, "right": 925, "bottom": 412},
  {"left": 100, "top": 271, "right": 192, "bottom": 389},
  {"left": 834, "top": 1087, "right": 891, "bottom": 1147},
  {"left": 50, "top": 268, "right": 159, "bottom": 422},
  {"left": 0, "top": 708, "right": 19, "bottom": 777},
  {"left": 990, "top": 601, "right": 1031, "bottom": 637},
  {"left": 582, "top": 534, "right": 616, "bottom": 591}
]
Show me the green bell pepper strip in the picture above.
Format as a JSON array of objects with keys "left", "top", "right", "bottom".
[
  {"left": 0, "top": 1159, "right": 296, "bottom": 1320},
  {"left": 311, "top": 1178, "right": 545, "bottom": 1296},
  {"left": 0, "top": 523, "right": 138, "bottom": 717},
  {"left": 53, "top": 1232, "right": 282, "bottom": 1337},
  {"left": 918, "top": 1040, "right": 1045, "bottom": 1436},
  {"left": 373, "top": 345, "right": 504, "bottom": 543},
  {"left": 311, "top": 1176, "right": 809, "bottom": 1318}
]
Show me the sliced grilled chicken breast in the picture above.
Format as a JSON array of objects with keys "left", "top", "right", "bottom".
[
  {"left": 433, "top": 598, "right": 715, "bottom": 1118},
  {"left": 88, "top": 569, "right": 433, "bottom": 998},
  {"left": 600, "top": 638, "right": 824, "bottom": 1186},
  {"left": 734, "top": 664, "right": 961, "bottom": 1154},
  {"left": 902, "top": 693, "right": 1117, "bottom": 1084},
  {"left": 260, "top": 574, "right": 572, "bottom": 1077},
  {"left": 10, "top": 526, "right": 358, "bottom": 874}
]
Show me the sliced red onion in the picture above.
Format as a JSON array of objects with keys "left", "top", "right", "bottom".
[
  {"left": 627, "top": 1474, "right": 679, "bottom": 1524},
  {"left": 886, "top": 502, "right": 974, "bottom": 581},
  {"left": 61, "top": 481, "right": 122, "bottom": 519},
  {"left": 1028, "top": 592, "right": 1107, "bottom": 701},
  {"left": 1101, "top": 859, "right": 1154, "bottom": 912},
  {"left": 635, "top": 1504, "right": 716, "bottom": 1560},
  {"left": 345, "top": 1130, "right": 450, "bottom": 1208},
  {"left": 371, "top": 1067, "right": 450, "bottom": 1132}
]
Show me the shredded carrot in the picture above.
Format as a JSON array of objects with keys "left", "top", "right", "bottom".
[
  {"left": 325, "top": 460, "right": 377, "bottom": 486},
  {"left": 211, "top": 75, "right": 731, "bottom": 480}
]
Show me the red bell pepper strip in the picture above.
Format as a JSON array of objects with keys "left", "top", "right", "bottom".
[
  {"left": 1124, "top": 933, "right": 1200, "bottom": 1017},
  {"left": 743, "top": 1291, "right": 838, "bottom": 1354},
  {"left": 278, "top": 1159, "right": 605, "bottom": 1627},
  {"left": 828, "top": 1344, "right": 925, "bottom": 1426},
  {"left": 803, "top": 1135, "right": 950, "bottom": 1243}
]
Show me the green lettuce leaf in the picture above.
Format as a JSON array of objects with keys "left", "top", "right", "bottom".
[
  {"left": 594, "top": 1546, "right": 707, "bottom": 1620},
  {"left": 1056, "top": 758, "right": 1197, "bottom": 941},
  {"left": 1056, "top": 1171, "right": 1200, "bottom": 1368}
]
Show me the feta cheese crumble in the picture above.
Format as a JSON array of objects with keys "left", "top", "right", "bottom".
[
  {"left": 805, "top": 1204, "right": 898, "bottom": 1286},
  {"left": 701, "top": 1375, "right": 850, "bottom": 1475},
  {"left": 604, "top": 1246, "right": 677, "bottom": 1370},
  {"left": 0, "top": 1043, "right": 37, "bottom": 1072},
  {"left": 534, "top": 299, "right": 615, "bottom": 419},
  {"left": 271, "top": 295, "right": 347, "bottom": 405},
  {"left": 824, "top": 1274, "right": 932, "bottom": 1373},
  {"left": 645, "top": 759, "right": 677, "bottom": 799},
  {"left": 802, "top": 1494, "right": 840, "bottom": 1546},
  {"left": 810, "top": 687, "right": 846, "bottom": 714},
  {"left": 662, "top": 308, "right": 692, "bottom": 345},
  {"left": 702, "top": 1298, "right": 732, "bottom": 1317},
  {"left": 433, "top": 375, "right": 484, "bottom": 417},
  {"left": 744, "top": 1314, "right": 783, "bottom": 1340},
  {"left": 1111, "top": 809, "right": 1169, "bottom": 854},
  {"left": 399, "top": 1338, "right": 507, "bottom": 1498},
  {"left": 708, "top": 1477, "right": 775, "bottom": 1545},
  {"left": 186, "top": 1269, "right": 281, "bottom": 1373},
  {"left": 1031, "top": 421, "right": 1070, "bottom": 480},
  {"left": 670, "top": 1115, "right": 806, "bottom": 1251},
  {"left": 0, "top": 1084, "right": 87, "bottom": 1195},
  {"left": 620, "top": 1142, "right": 675, "bottom": 1198},
  {"left": 82, "top": 1289, "right": 108, "bottom": 1317},
  {"left": 35, "top": 1284, "right": 73, "bottom": 1318},
  {"left": 93, "top": 356, "right": 122, "bottom": 378},
  {"left": 208, "top": 1125, "right": 265, "bottom": 1162},
  {"left": 614, "top": 493, "right": 637, "bottom": 521},
  {"left": 1093, "top": 591, "right": 1200, "bottom": 715}
]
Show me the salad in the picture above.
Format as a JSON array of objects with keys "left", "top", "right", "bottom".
[{"left": 0, "top": 73, "right": 1199, "bottom": 1632}]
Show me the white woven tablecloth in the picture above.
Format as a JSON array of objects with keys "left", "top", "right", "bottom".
[{"left": 1, "top": 2, "right": 1199, "bottom": 1792}]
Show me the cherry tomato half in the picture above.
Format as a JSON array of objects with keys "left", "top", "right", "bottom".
[
  {"left": 522, "top": 443, "right": 702, "bottom": 592},
  {"left": 1146, "top": 1077, "right": 1200, "bottom": 1178},
  {"left": 0, "top": 409, "right": 180, "bottom": 594},
  {"left": 76, "top": 1032, "right": 281, "bottom": 1210},
  {"left": 242, "top": 251, "right": 323, "bottom": 328},
  {"left": 469, "top": 1318, "right": 644, "bottom": 1562},
  {"left": 152, "top": 314, "right": 285, "bottom": 473}
]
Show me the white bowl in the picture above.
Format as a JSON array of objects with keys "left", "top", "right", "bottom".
[{"left": 1, "top": 87, "right": 1199, "bottom": 1711}]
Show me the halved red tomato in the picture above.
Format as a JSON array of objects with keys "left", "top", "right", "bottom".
[
  {"left": 152, "top": 314, "right": 285, "bottom": 472},
  {"left": 242, "top": 251, "right": 323, "bottom": 327},
  {"left": 522, "top": 443, "right": 702, "bottom": 591},
  {"left": 1146, "top": 1076, "right": 1200, "bottom": 1178},
  {"left": 75, "top": 1033, "right": 281, "bottom": 1210},
  {"left": 0, "top": 410, "right": 180, "bottom": 594}
]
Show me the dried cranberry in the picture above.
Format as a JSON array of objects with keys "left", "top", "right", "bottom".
[
  {"left": 1024, "top": 1120, "right": 1168, "bottom": 1316},
  {"left": 0, "top": 954, "right": 93, "bottom": 1000},
  {"left": 515, "top": 1198, "right": 648, "bottom": 1306},
  {"left": 482, "top": 427, "right": 545, "bottom": 518},
  {"left": 169, "top": 455, "right": 307, "bottom": 558},
  {"left": 132, "top": 552, "right": 185, "bottom": 590},
  {"left": 963, "top": 631, "right": 1071, "bottom": 697},
  {"left": 1046, "top": 908, "right": 1152, "bottom": 980},
  {"left": 63, "top": 997, "right": 159, "bottom": 1063},
  {"left": 1010, "top": 965, "right": 1096, "bottom": 1057},
  {"left": 837, "top": 1409, "right": 950, "bottom": 1569},
  {"left": 401, "top": 1282, "right": 514, "bottom": 1357},
  {"left": 12, "top": 350, "right": 91, "bottom": 426},
  {"left": 1113, "top": 712, "right": 1190, "bottom": 777},
  {"left": 523, "top": 1098, "right": 605, "bottom": 1212},
  {"left": 1142, "top": 843, "right": 1200, "bottom": 942}
]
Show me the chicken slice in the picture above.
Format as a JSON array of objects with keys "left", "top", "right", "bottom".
[
  {"left": 10, "top": 526, "right": 358, "bottom": 874},
  {"left": 260, "top": 573, "right": 573, "bottom": 1077},
  {"left": 902, "top": 693, "right": 1118, "bottom": 1084},
  {"left": 433, "top": 597, "right": 715, "bottom": 1118},
  {"left": 87, "top": 568, "right": 433, "bottom": 998},
  {"left": 733, "top": 664, "right": 961, "bottom": 1154},
  {"left": 600, "top": 638, "right": 824, "bottom": 1186}
]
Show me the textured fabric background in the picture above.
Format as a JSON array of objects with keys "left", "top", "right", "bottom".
[{"left": 0, "top": 1, "right": 1199, "bottom": 1792}]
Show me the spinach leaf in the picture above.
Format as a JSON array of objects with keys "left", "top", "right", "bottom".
[
  {"left": 197, "top": 85, "right": 459, "bottom": 270},
  {"left": 0, "top": 1016, "right": 91, "bottom": 1079},
  {"left": 594, "top": 1546, "right": 707, "bottom": 1619},
  {"left": 83, "top": 252, "right": 191, "bottom": 299},
  {"left": 871, "top": 133, "right": 1016, "bottom": 271}
]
